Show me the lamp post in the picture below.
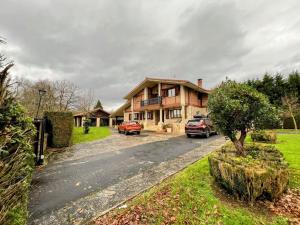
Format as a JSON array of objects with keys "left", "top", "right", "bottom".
[
  {"left": 35, "top": 89, "right": 46, "bottom": 119},
  {"left": 34, "top": 89, "right": 47, "bottom": 165}
]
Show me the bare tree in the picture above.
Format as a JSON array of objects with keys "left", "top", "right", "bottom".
[
  {"left": 77, "top": 88, "right": 95, "bottom": 114},
  {"left": 16, "top": 79, "right": 79, "bottom": 117},
  {"left": 54, "top": 80, "right": 79, "bottom": 111},
  {"left": 282, "top": 95, "right": 299, "bottom": 130}
]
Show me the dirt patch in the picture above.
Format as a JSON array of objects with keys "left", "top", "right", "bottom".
[{"left": 260, "top": 189, "right": 300, "bottom": 225}]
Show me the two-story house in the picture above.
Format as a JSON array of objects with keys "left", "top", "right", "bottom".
[{"left": 110, "top": 77, "right": 210, "bottom": 133}]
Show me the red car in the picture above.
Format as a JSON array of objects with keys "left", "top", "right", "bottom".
[
  {"left": 118, "top": 121, "right": 142, "bottom": 135},
  {"left": 185, "top": 116, "right": 217, "bottom": 138}
]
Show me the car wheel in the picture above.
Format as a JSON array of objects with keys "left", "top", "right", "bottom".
[
  {"left": 118, "top": 129, "right": 121, "bottom": 133},
  {"left": 205, "top": 130, "right": 210, "bottom": 138},
  {"left": 125, "top": 130, "right": 129, "bottom": 135},
  {"left": 136, "top": 131, "right": 140, "bottom": 135},
  {"left": 186, "top": 134, "right": 191, "bottom": 138}
]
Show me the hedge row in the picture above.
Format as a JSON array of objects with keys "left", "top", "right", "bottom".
[
  {"left": 44, "top": 111, "right": 73, "bottom": 148},
  {"left": 209, "top": 143, "right": 289, "bottom": 202},
  {"left": 0, "top": 102, "right": 35, "bottom": 225},
  {"left": 251, "top": 130, "right": 277, "bottom": 143}
]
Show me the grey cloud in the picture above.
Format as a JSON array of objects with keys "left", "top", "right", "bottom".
[{"left": 0, "top": 0, "right": 300, "bottom": 109}]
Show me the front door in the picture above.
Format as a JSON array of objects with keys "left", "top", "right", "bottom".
[{"left": 155, "top": 110, "right": 159, "bottom": 125}]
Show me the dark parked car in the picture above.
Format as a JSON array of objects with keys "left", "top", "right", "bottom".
[
  {"left": 118, "top": 121, "right": 142, "bottom": 135},
  {"left": 185, "top": 116, "right": 216, "bottom": 138}
]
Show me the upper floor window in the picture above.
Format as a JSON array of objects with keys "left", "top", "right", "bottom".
[{"left": 168, "top": 88, "right": 176, "bottom": 97}]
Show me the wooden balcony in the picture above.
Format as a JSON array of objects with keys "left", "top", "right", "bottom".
[{"left": 140, "top": 97, "right": 162, "bottom": 110}]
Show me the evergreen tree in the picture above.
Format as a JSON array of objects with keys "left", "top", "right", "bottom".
[
  {"left": 94, "top": 99, "right": 103, "bottom": 109},
  {"left": 288, "top": 71, "right": 300, "bottom": 102},
  {"left": 247, "top": 73, "right": 288, "bottom": 107}
]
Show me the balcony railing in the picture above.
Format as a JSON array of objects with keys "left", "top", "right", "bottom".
[{"left": 141, "top": 96, "right": 162, "bottom": 107}]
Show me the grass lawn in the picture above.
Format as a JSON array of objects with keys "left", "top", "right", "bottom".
[
  {"left": 274, "top": 133, "right": 300, "bottom": 188},
  {"left": 276, "top": 129, "right": 300, "bottom": 133},
  {"left": 72, "top": 126, "right": 111, "bottom": 144},
  {"left": 94, "top": 133, "right": 300, "bottom": 225}
]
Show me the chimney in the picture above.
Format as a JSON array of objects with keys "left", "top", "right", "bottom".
[{"left": 197, "top": 79, "right": 203, "bottom": 88}]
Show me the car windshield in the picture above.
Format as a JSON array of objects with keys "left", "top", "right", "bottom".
[{"left": 187, "top": 119, "right": 202, "bottom": 125}]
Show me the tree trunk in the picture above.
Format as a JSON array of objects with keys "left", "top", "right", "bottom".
[
  {"left": 291, "top": 113, "right": 298, "bottom": 131},
  {"left": 232, "top": 138, "right": 246, "bottom": 156},
  {"left": 239, "top": 129, "right": 247, "bottom": 146},
  {"left": 287, "top": 100, "right": 298, "bottom": 131}
]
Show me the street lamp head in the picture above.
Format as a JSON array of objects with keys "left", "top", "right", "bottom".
[{"left": 38, "top": 89, "right": 47, "bottom": 96}]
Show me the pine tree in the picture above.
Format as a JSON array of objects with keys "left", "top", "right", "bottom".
[{"left": 94, "top": 99, "right": 103, "bottom": 109}]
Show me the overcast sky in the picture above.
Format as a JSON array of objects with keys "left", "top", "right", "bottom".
[{"left": 1, "top": 0, "right": 300, "bottom": 110}]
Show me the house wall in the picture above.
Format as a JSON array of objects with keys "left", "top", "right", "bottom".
[
  {"left": 122, "top": 82, "right": 208, "bottom": 133},
  {"left": 124, "top": 112, "right": 130, "bottom": 121},
  {"left": 162, "top": 96, "right": 181, "bottom": 108},
  {"left": 186, "top": 105, "right": 208, "bottom": 118}
]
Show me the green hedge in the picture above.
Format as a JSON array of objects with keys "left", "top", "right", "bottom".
[
  {"left": 283, "top": 113, "right": 300, "bottom": 129},
  {"left": 250, "top": 130, "right": 277, "bottom": 143},
  {"left": 0, "top": 102, "right": 35, "bottom": 225},
  {"left": 209, "top": 143, "right": 289, "bottom": 202},
  {"left": 44, "top": 111, "right": 73, "bottom": 147}
]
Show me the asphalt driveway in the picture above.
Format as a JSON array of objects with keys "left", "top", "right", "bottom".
[{"left": 28, "top": 130, "right": 224, "bottom": 225}]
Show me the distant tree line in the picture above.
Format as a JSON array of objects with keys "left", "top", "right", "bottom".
[
  {"left": 14, "top": 78, "right": 103, "bottom": 117},
  {"left": 246, "top": 71, "right": 300, "bottom": 129}
]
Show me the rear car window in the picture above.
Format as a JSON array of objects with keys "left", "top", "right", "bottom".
[{"left": 187, "top": 119, "right": 202, "bottom": 125}]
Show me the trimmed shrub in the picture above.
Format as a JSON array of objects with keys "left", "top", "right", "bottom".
[
  {"left": 44, "top": 111, "right": 73, "bottom": 147},
  {"left": 250, "top": 130, "right": 277, "bottom": 143},
  {"left": 208, "top": 143, "right": 289, "bottom": 202},
  {"left": 83, "top": 118, "right": 90, "bottom": 134},
  {"left": 283, "top": 113, "right": 300, "bottom": 129}
]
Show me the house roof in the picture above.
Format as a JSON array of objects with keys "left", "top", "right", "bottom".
[
  {"left": 110, "top": 101, "right": 130, "bottom": 117},
  {"left": 73, "top": 107, "right": 110, "bottom": 117},
  {"left": 123, "top": 77, "right": 210, "bottom": 99}
]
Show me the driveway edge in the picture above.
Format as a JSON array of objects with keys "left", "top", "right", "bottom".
[{"left": 30, "top": 137, "right": 225, "bottom": 225}]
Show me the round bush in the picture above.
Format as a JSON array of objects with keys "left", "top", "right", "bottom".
[
  {"left": 250, "top": 130, "right": 277, "bottom": 143},
  {"left": 208, "top": 144, "right": 288, "bottom": 202}
]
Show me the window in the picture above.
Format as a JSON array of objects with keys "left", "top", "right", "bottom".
[
  {"left": 169, "top": 109, "right": 181, "bottom": 118},
  {"left": 129, "top": 114, "right": 132, "bottom": 121},
  {"left": 134, "top": 113, "right": 139, "bottom": 120},
  {"left": 139, "top": 112, "right": 145, "bottom": 120},
  {"left": 147, "top": 112, "right": 153, "bottom": 120},
  {"left": 167, "top": 88, "right": 176, "bottom": 97}
]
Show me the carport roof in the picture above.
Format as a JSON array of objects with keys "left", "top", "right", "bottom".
[
  {"left": 73, "top": 107, "right": 111, "bottom": 117},
  {"left": 110, "top": 101, "right": 130, "bottom": 117}
]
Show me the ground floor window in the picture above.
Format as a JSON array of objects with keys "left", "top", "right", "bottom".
[
  {"left": 169, "top": 108, "right": 181, "bottom": 118},
  {"left": 139, "top": 112, "right": 145, "bottom": 120},
  {"left": 134, "top": 113, "right": 139, "bottom": 120},
  {"left": 147, "top": 111, "right": 153, "bottom": 120}
]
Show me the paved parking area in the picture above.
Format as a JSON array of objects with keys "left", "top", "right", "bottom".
[{"left": 28, "top": 130, "right": 225, "bottom": 225}]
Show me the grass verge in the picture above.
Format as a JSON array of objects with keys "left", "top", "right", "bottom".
[
  {"left": 72, "top": 127, "right": 111, "bottom": 144},
  {"left": 93, "top": 133, "right": 299, "bottom": 225},
  {"left": 274, "top": 133, "right": 300, "bottom": 188}
]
